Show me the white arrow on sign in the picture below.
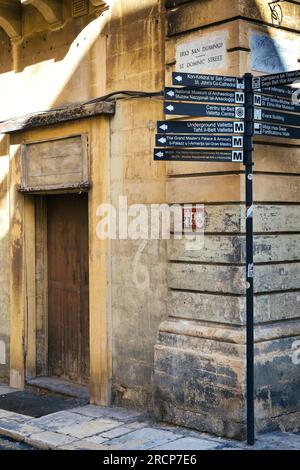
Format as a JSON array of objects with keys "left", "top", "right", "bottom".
[
  {"left": 159, "top": 124, "right": 168, "bottom": 131},
  {"left": 155, "top": 152, "right": 164, "bottom": 158},
  {"left": 166, "top": 90, "right": 175, "bottom": 97},
  {"left": 158, "top": 137, "right": 166, "bottom": 144},
  {"left": 166, "top": 105, "right": 174, "bottom": 111},
  {"left": 175, "top": 75, "right": 182, "bottom": 82}
]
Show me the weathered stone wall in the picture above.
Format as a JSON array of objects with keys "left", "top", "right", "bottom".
[
  {"left": 0, "top": 0, "right": 107, "bottom": 385},
  {"left": 0, "top": 135, "right": 10, "bottom": 382},
  {"left": 104, "top": 1, "right": 168, "bottom": 408},
  {"left": 0, "top": 1, "right": 107, "bottom": 121},
  {"left": 153, "top": 0, "right": 300, "bottom": 438},
  {"left": 0, "top": 0, "right": 168, "bottom": 407},
  {"left": 0, "top": 0, "right": 299, "bottom": 437}
]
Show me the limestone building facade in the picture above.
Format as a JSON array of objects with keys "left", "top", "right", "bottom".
[{"left": 0, "top": 0, "right": 299, "bottom": 439}]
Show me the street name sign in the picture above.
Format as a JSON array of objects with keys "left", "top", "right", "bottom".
[
  {"left": 165, "top": 87, "right": 245, "bottom": 105},
  {"left": 172, "top": 72, "right": 245, "bottom": 90},
  {"left": 252, "top": 70, "right": 300, "bottom": 89},
  {"left": 254, "top": 107, "right": 300, "bottom": 126},
  {"left": 254, "top": 122, "right": 300, "bottom": 139},
  {"left": 156, "top": 134, "right": 244, "bottom": 148},
  {"left": 154, "top": 148, "right": 244, "bottom": 162},
  {"left": 254, "top": 93, "right": 300, "bottom": 113},
  {"left": 164, "top": 101, "right": 245, "bottom": 119},
  {"left": 157, "top": 120, "right": 245, "bottom": 134}
]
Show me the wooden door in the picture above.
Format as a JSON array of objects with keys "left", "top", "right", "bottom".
[{"left": 47, "top": 194, "right": 89, "bottom": 385}]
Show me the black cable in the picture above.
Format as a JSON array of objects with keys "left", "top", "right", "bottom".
[
  {"left": 0, "top": 90, "right": 164, "bottom": 124},
  {"left": 86, "top": 90, "right": 164, "bottom": 104}
]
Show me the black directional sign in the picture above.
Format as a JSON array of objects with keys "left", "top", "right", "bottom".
[
  {"left": 156, "top": 134, "right": 244, "bottom": 148},
  {"left": 165, "top": 87, "right": 245, "bottom": 105},
  {"left": 164, "top": 101, "right": 245, "bottom": 119},
  {"left": 254, "top": 93, "right": 300, "bottom": 113},
  {"left": 155, "top": 70, "right": 300, "bottom": 448},
  {"left": 157, "top": 120, "right": 245, "bottom": 134},
  {"left": 254, "top": 122, "right": 300, "bottom": 140},
  {"left": 172, "top": 72, "right": 245, "bottom": 90},
  {"left": 254, "top": 107, "right": 300, "bottom": 126},
  {"left": 154, "top": 148, "right": 244, "bottom": 162},
  {"left": 260, "top": 86, "right": 299, "bottom": 100},
  {"left": 252, "top": 70, "right": 300, "bottom": 89}
]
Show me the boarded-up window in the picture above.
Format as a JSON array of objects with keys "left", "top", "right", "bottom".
[{"left": 20, "top": 135, "right": 89, "bottom": 192}]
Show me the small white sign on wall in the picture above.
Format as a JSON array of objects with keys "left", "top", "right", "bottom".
[
  {"left": 251, "top": 31, "right": 299, "bottom": 74},
  {"left": 176, "top": 31, "right": 227, "bottom": 73}
]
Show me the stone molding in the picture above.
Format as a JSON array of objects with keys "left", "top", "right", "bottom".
[{"left": 0, "top": 0, "right": 108, "bottom": 40}]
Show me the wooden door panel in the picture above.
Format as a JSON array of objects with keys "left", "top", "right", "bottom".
[
  {"left": 80, "top": 199, "right": 90, "bottom": 383},
  {"left": 48, "top": 286, "right": 64, "bottom": 377},
  {"left": 47, "top": 194, "right": 89, "bottom": 384},
  {"left": 63, "top": 289, "right": 80, "bottom": 382}
]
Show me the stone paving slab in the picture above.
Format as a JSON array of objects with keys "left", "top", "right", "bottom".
[
  {"left": 153, "top": 437, "right": 223, "bottom": 450},
  {"left": 81, "top": 434, "right": 108, "bottom": 445},
  {"left": 101, "top": 427, "right": 181, "bottom": 450},
  {"left": 100, "top": 422, "right": 145, "bottom": 439},
  {"left": 70, "top": 405, "right": 143, "bottom": 421},
  {"left": 0, "top": 436, "right": 35, "bottom": 450},
  {"left": 58, "top": 439, "right": 108, "bottom": 450},
  {"left": 0, "top": 395, "right": 299, "bottom": 450},
  {"left": 254, "top": 432, "right": 300, "bottom": 450},
  {"left": 0, "top": 419, "right": 42, "bottom": 440},
  {"left": 0, "top": 410, "right": 32, "bottom": 422},
  {"left": 28, "top": 410, "right": 94, "bottom": 432},
  {"left": 26, "top": 431, "right": 77, "bottom": 450},
  {"left": 59, "top": 418, "right": 123, "bottom": 439}
]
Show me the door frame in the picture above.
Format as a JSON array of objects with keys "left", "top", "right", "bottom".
[
  {"left": 46, "top": 192, "right": 90, "bottom": 384},
  {"left": 9, "top": 118, "right": 112, "bottom": 405}
]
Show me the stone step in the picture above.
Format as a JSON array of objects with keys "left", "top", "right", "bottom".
[{"left": 26, "top": 377, "right": 90, "bottom": 401}]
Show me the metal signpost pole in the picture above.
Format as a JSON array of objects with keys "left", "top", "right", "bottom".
[
  {"left": 155, "top": 69, "right": 300, "bottom": 446},
  {"left": 244, "top": 73, "right": 255, "bottom": 446}
]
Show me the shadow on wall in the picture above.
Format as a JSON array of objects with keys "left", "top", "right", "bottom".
[
  {"left": 0, "top": 0, "right": 163, "bottom": 121},
  {"left": 0, "top": 0, "right": 164, "bottom": 390},
  {"left": 0, "top": 1, "right": 295, "bottom": 114},
  {"left": 0, "top": 29, "right": 12, "bottom": 74},
  {"left": 0, "top": 137, "right": 9, "bottom": 383}
]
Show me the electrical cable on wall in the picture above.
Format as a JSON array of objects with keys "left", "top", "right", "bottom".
[{"left": 0, "top": 90, "right": 164, "bottom": 125}]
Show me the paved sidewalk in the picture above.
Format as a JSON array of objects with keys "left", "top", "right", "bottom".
[
  {"left": 0, "top": 387, "right": 299, "bottom": 450},
  {"left": 0, "top": 436, "right": 34, "bottom": 450}
]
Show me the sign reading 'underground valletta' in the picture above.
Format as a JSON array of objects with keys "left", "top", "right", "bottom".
[{"left": 157, "top": 120, "right": 245, "bottom": 134}]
